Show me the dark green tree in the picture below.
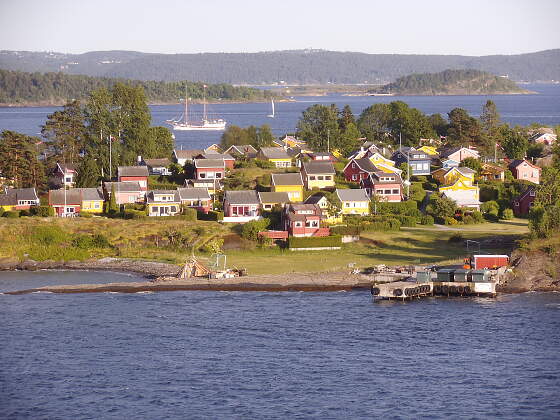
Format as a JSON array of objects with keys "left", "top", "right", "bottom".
[
  {"left": 357, "top": 103, "right": 391, "bottom": 143},
  {"left": 428, "top": 113, "right": 448, "bottom": 137},
  {"left": 427, "top": 195, "right": 457, "bottom": 220},
  {"left": 500, "top": 127, "right": 528, "bottom": 159},
  {"left": 338, "top": 122, "right": 362, "bottom": 155},
  {"left": 447, "top": 108, "right": 484, "bottom": 148},
  {"left": 338, "top": 105, "right": 356, "bottom": 131},
  {"left": 480, "top": 100, "right": 501, "bottom": 138},
  {"left": 461, "top": 157, "right": 482, "bottom": 173},
  {"left": 41, "top": 100, "right": 86, "bottom": 163},
  {"left": 296, "top": 104, "right": 341, "bottom": 151},
  {"left": 0, "top": 130, "right": 45, "bottom": 189},
  {"left": 75, "top": 155, "right": 101, "bottom": 187}
]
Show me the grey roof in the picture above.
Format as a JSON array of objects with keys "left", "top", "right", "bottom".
[
  {"left": 202, "top": 153, "right": 234, "bottom": 161},
  {"left": 439, "top": 146, "right": 480, "bottom": 159},
  {"left": 118, "top": 166, "right": 149, "bottom": 177},
  {"left": 304, "top": 193, "right": 327, "bottom": 205},
  {"left": 336, "top": 188, "right": 370, "bottom": 202},
  {"left": 224, "top": 190, "right": 259, "bottom": 205},
  {"left": 0, "top": 188, "right": 38, "bottom": 206},
  {"left": 455, "top": 167, "right": 476, "bottom": 176},
  {"left": 104, "top": 181, "right": 142, "bottom": 192},
  {"left": 174, "top": 149, "right": 204, "bottom": 159},
  {"left": 143, "top": 158, "right": 171, "bottom": 167},
  {"left": 259, "top": 147, "right": 291, "bottom": 160},
  {"left": 352, "top": 157, "right": 378, "bottom": 173},
  {"left": 271, "top": 172, "right": 303, "bottom": 186},
  {"left": 49, "top": 189, "right": 82, "bottom": 205},
  {"left": 225, "top": 145, "right": 258, "bottom": 155},
  {"left": 177, "top": 187, "right": 211, "bottom": 201},
  {"left": 80, "top": 187, "right": 104, "bottom": 201},
  {"left": 302, "top": 160, "right": 335, "bottom": 175},
  {"left": 370, "top": 172, "right": 402, "bottom": 184},
  {"left": 194, "top": 159, "right": 225, "bottom": 169},
  {"left": 258, "top": 191, "right": 290, "bottom": 203}
]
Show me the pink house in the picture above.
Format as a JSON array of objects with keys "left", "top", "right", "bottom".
[
  {"left": 283, "top": 203, "right": 329, "bottom": 237},
  {"left": 508, "top": 159, "right": 541, "bottom": 184},
  {"left": 104, "top": 182, "right": 145, "bottom": 204},
  {"left": 360, "top": 172, "right": 404, "bottom": 202},
  {"left": 439, "top": 147, "right": 480, "bottom": 162},
  {"left": 194, "top": 159, "right": 226, "bottom": 181},
  {"left": 117, "top": 166, "right": 149, "bottom": 191}
]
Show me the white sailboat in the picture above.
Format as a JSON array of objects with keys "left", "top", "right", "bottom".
[
  {"left": 267, "top": 98, "right": 275, "bottom": 118},
  {"left": 166, "top": 85, "right": 227, "bottom": 131}
]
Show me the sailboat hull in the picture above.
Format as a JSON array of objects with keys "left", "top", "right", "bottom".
[{"left": 168, "top": 120, "right": 227, "bottom": 131}]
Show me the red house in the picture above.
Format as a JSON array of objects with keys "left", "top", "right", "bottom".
[
  {"left": 118, "top": 166, "right": 149, "bottom": 191},
  {"left": 360, "top": 172, "right": 403, "bottom": 202},
  {"left": 508, "top": 159, "right": 541, "bottom": 184},
  {"left": 202, "top": 153, "right": 235, "bottom": 169},
  {"left": 512, "top": 186, "right": 536, "bottom": 217},
  {"left": 223, "top": 190, "right": 260, "bottom": 222},
  {"left": 283, "top": 203, "right": 328, "bottom": 237},
  {"left": 343, "top": 157, "right": 378, "bottom": 183},
  {"left": 194, "top": 159, "right": 226, "bottom": 181},
  {"left": 49, "top": 189, "right": 82, "bottom": 217}
]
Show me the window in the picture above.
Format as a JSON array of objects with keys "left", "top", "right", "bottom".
[
  {"left": 423, "top": 163, "right": 429, "bottom": 170},
  {"left": 351, "top": 174, "right": 357, "bottom": 181},
  {"left": 170, "top": 206, "right": 177, "bottom": 213},
  {"left": 309, "top": 176, "right": 316, "bottom": 180},
  {"left": 94, "top": 202, "right": 100, "bottom": 209},
  {"left": 66, "top": 207, "right": 75, "bottom": 213},
  {"left": 392, "top": 189, "right": 399, "bottom": 194},
  {"left": 318, "top": 176, "right": 324, "bottom": 180},
  {"left": 216, "top": 173, "right": 222, "bottom": 178},
  {"left": 352, "top": 162, "right": 356, "bottom": 168},
  {"left": 345, "top": 202, "right": 350, "bottom": 207},
  {"left": 129, "top": 196, "right": 135, "bottom": 203},
  {"left": 514, "top": 202, "right": 519, "bottom": 206},
  {"left": 384, "top": 189, "right": 391, "bottom": 195},
  {"left": 529, "top": 190, "right": 535, "bottom": 197},
  {"left": 151, "top": 206, "right": 158, "bottom": 213},
  {"left": 65, "top": 177, "right": 72, "bottom": 183},
  {"left": 295, "top": 222, "right": 302, "bottom": 227},
  {"left": 325, "top": 176, "right": 332, "bottom": 181},
  {"left": 200, "top": 173, "right": 206, "bottom": 179}
]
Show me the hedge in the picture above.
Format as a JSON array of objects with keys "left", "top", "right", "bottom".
[
  {"left": 330, "top": 225, "right": 361, "bottom": 236},
  {"left": 393, "top": 215, "right": 418, "bottom": 227},
  {"left": 197, "top": 210, "right": 224, "bottom": 221},
  {"left": 288, "top": 235, "right": 342, "bottom": 248},
  {"left": 123, "top": 209, "right": 147, "bottom": 219},
  {"left": 182, "top": 208, "right": 198, "bottom": 221},
  {"left": 420, "top": 215, "right": 434, "bottom": 225},
  {"left": 2, "top": 211, "right": 20, "bottom": 218},
  {"left": 376, "top": 200, "right": 421, "bottom": 217}
]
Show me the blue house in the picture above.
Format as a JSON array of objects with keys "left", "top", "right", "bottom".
[
  {"left": 391, "top": 147, "right": 431, "bottom": 176},
  {"left": 442, "top": 158, "right": 460, "bottom": 169}
]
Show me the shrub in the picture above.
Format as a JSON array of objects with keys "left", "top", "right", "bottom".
[
  {"left": 330, "top": 225, "right": 361, "bottom": 235},
  {"left": 481, "top": 200, "right": 499, "bottom": 217},
  {"left": 445, "top": 217, "right": 458, "bottom": 226},
  {"left": 420, "top": 215, "right": 434, "bottom": 225},
  {"left": 79, "top": 212, "right": 94, "bottom": 218},
  {"left": 72, "top": 234, "right": 112, "bottom": 249},
  {"left": 288, "top": 235, "right": 342, "bottom": 248},
  {"left": 501, "top": 208, "right": 514, "bottom": 220},
  {"left": 471, "top": 211, "right": 485, "bottom": 224},
  {"left": 197, "top": 210, "right": 224, "bottom": 221},
  {"left": 0, "top": 207, "right": 4, "bottom": 217},
  {"left": 394, "top": 215, "right": 418, "bottom": 227},
  {"left": 448, "top": 233, "right": 463, "bottom": 242},
  {"left": 376, "top": 200, "right": 420, "bottom": 216},
  {"left": 3, "top": 210, "right": 20, "bottom": 218},
  {"left": 241, "top": 218, "right": 271, "bottom": 241},
  {"left": 463, "top": 215, "right": 475, "bottom": 225},
  {"left": 123, "top": 209, "right": 147, "bottom": 219},
  {"left": 30, "top": 206, "right": 55, "bottom": 217},
  {"left": 32, "top": 226, "right": 69, "bottom": 245},
  {"left": 19, "top": 209, "right": 30, "bottom": 217},
  {"left": 182, "top": 207, "right": 198, "bottom": 221},
  {"left": 255, "top": 159, "right": 276, "bottom": 169}
]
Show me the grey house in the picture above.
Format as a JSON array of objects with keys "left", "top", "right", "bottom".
[{"left": 391, "top": 147, "right": 431, "bottom": 176}]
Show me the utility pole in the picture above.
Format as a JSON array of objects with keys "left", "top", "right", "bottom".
[
  {"left": 327, "top": 129, "right": 330, "bottom": 153},
  {"left": 109, "top": 134, "right": 112, "bottom": 180}
]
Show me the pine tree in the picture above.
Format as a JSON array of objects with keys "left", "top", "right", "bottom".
[
  {"left": 75, "top": 156, "right": 101, "bottom": 188},
  {"left": 0, "top": 130, "right": 45, "bottom": 188},
  {"left": 41, "top": 100, "right": 86, "bottom": 163}
]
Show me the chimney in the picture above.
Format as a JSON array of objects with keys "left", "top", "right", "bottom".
[{"left": 137, "top": 155, "right": 142, "bottom": 165}]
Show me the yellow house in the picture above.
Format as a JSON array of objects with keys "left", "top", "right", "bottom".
[
  {"left": 417, "top": 145, "right": 439, "bottom": 156},
  {"left": 336, "top": 188, "right": 370, "bottom": 216},
  {"left": 444, "top": 167, "right": 475, "bottom": 186},
  {"left": 271, "top": 173, "right": 304, "bottom": 202},
  {"left": 258, "top": 147, "right": 293, "bottom": 168},
  {"left": 368, "top": 152, "right": 402, "bottom": 174},
  {"left": 301, "top": 161, "right": 336, "bottom": 190},
  {"left": 439, "top": 179, "right": 481, "bottom": 209},
  {"left": 80, "top": 188, "right": 105, "bottom": 213}
]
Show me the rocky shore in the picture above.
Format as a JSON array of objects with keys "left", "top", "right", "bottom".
[{"left": 498, "top": 249, "right": 560, "bottom": 293}]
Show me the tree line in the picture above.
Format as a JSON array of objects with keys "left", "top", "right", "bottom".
[
  {"left": 0, "top": 69, "right": 276, "bottom": 105},
  {"left": 0, "top": 83, "right": 174, "bottom": 190}
]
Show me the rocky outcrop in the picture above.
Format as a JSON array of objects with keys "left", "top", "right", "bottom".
[{"left": 499, "top": 249, "right": 560, "bottom": 292}]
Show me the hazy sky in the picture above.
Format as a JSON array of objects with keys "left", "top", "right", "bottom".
[{"left": 0, "top": 0, "right": 558, "bottom": 56}]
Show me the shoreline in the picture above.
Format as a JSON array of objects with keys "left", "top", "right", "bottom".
[{"left": 1, "top": 257, "right": 558, "bottom": 295}]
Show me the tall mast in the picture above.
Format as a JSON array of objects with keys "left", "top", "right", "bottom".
[
  {"left": 184, "top": 84, "right": 188, "bottom": 124},
  {"left": 203, "top": 85, "right": 207, "bottom": 121}
]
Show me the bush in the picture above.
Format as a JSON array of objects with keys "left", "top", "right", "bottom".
[
  {"left": 255, "top": 159, "right": 276, "bottom": 169},
  {"left": 481, "top": 200, "right": 499, "bottom": 217},
  {"left": 330, "top": 225, "right": 361, "bottom": 235},
  {"left": 123, "top": 209, "right": 147, "bottom": 219},
  {"left": 197, "top": 210, "right": 224, "bottom": 221},
  {"left": 445, "top": 217, "right": 458, "bottom": 226},
  {"left": 72, "top": 234, "right": 111, "bottom": 249},
  {"left": 448, "top": 233, "right": 463, "bottom": 242},
  {"left": 241, "top": 218, "right": 271, "bottom": 241},
  {"left": 79, "top": 212, "right": 94, "bottom": 218},
  {"left": 182, "top": 207, "right": 198, "bottom": 221},
  {"left": 32, "top": 226, "right": 69, "bottom": 245},
  {"left": 2, "top": 210, "right": 20, "bottom": 218},
  {"left": 420, "top": 215, "right": 434, "bottom": 225},
  {"left": 471, "top": 211, "right": 485, "bottom": 224},
  {"left": 0, "top": 207, "right": 4, "bottom": 217},
  {"left": 463, "top": 215, "right": 475, "bottom": 225},
  {"left": 376, "top": 200, "right": 420, "bottom": 216},
  {"left": 288, "top": 235, "right": 342, "bottom": 248},
  {"left": 501, "top": 208, "right": 514, "bottom": 220},
  {"left": 394, "top": 215, "right": 418, "bottom": 227},
  {"left": 19, "top": 209, "right": 31, "bottom": 217},
  {"left": 30, "top": 206, "right": 55, "bottom": 217}
]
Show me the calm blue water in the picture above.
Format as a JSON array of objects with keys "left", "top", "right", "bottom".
[
  {"left": 1, "top": 84, "right": 559, "bottom": 151},
  {"left": 1, "top": 272, "right": 560, "bottom": 419}
]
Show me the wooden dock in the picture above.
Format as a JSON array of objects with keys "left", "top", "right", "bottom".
[{"left": 371, "top": 280, "right": 497, "bottom": 300}]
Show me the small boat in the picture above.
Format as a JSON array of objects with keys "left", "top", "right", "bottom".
[
  {"left": 267, "top": 98, "right": 275, "bottom": 118},
  {"left": 166, "top": 85, "right": 227, "bottom": 131}
]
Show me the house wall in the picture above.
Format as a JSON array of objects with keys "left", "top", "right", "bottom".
[
  {"left": 181, "top": 200, "right": 211, "bottom": 213},
  {"left": 224, "top": 203, "right": 259, "bottom": 218},
  {"left": 196, "top": 168, "right": 225, "bottom": 180},
  {"left": 304, "top": 173, "right": 335, "bottom": 190},
  {"left": 147, "top": 203, "right": 180, "bottom": 216},
  {"left": 513, "top": 164, "right": 540, "bottom": 184},
  {"left": 513, "top": 194, "right": 535, "bottom": 217},
  {"left": 81, "top": 200, "right": 103, "bottom": 213},
  {"left": 269, "top": 159, "right": 292, "bottom": 168},
  {"left": 344, "top": 163, "right": 370, "bottom": 182},
  {"left": 287, "top": 217, "right": 322, "bottom": 237},
  {"left": 272, "top": 185, "right": 303, "bottom": 202},
  {"left": 449, "top": 149, "right": 478, "bottom": 162},
  {"left": 120, "top": 176, "right": 147, "bottom": 190},
  {"left": 371, "top": 185, "right": 403, "bottom": 202}
]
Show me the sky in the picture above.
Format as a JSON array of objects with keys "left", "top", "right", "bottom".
[{"left": 0, "top": 0, "right": 558, "bottom": 56}]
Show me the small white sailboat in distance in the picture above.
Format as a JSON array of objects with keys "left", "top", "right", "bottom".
[
  {"left": 267, "top": 98, "right": 275, "bottom": 118},
  {"left": 166, "top": 85, "right": 227, "bottom": 131}
]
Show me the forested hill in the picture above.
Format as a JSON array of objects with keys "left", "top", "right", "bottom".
[
  {"left": 0, "top": 70, "right": 275, "bottom": 106},
  {"left": 0, "top": 49, "right": 559, "bottom": 84},
  {"left": 371, "top": 69, "right": 530, "bottom": 95}
]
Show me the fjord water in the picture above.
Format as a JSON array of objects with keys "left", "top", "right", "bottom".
[
  {"left": 1, "top": 84, "right": 559, "bottom": 151},
  {"left": 1, "top": 278, "right": 559, "bottom": 419}
]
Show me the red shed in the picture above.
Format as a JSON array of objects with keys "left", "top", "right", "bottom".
[{"left": 471, "top": 255, "right": 509, "bottom": 270}]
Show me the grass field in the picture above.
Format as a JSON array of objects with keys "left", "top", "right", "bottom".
[{"left": 0, "top": 217, "right": 529, "bottom": 275}]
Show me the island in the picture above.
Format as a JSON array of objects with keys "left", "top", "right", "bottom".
[{"left": 369, "top": 69, "right": 532, "bottom": 96}]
